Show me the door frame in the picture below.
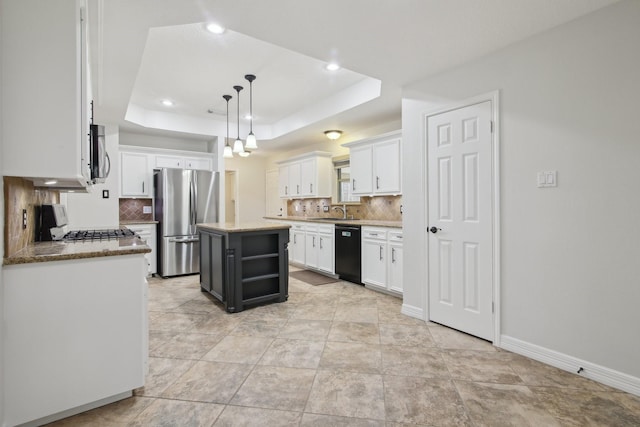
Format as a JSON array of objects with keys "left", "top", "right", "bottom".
[
  {"left": 423, "top": 90, "right": 501, "bottom": 345},
  {"left": 225, "top": 169, "right": 239, "bottom": 223}
]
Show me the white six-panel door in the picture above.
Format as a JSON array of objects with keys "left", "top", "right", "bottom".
[{"left": 427, "top": 101, "right": 494, "bottom": 341}]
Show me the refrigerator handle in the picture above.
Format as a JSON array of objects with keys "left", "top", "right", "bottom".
[{"left": 192, "top": 173, "right": 198, "bottom": 226}]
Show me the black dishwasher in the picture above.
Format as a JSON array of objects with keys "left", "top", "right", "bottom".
[{"left": 335, "top": 225, "right": 362, "bottom": 285}]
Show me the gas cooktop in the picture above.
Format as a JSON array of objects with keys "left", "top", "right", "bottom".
[{"left": 62, "top": 228, "right": 137, "bottom": 242}]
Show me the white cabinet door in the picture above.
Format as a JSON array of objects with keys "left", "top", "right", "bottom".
[
  {"left": 278, "top": 165, "right": 290, "bottom": 197},
  {"left": 121, "top": 152, "right": 150, "bottom": 197},
  {"left": 127, "top": 224, "right": 157, "bottom": 275},
  {"left": 291, "top": 229, "right": 306, "bottom": 264},
  {"left": 155, "top": 155, "right": 183, "bottom": 169},
  {"left": 300, "top": 158, "right": 316, "bottom": 197},
  {"left": 185, "top": 157, "right": 212, "bottom": 170},
  {"left": 350, "top": 145, "right": 373, "bottom": 195},
  {"left": 317, "top": 233, "right": 334, "bottom": 274},
  {"left": 373, "top": 138, "right": 402, "bottom": 194},
  {"left": 305, "top": 231, "right": 319, "bottom": 269},
  {"left": 362, "top": 239, "right": 386, "bottom": 288},
  {"left": 289, "top": 162, "right": 302, "bottom": 197},
  {"left": 388, "top": 243, "right": 403, "bottom": 294}
]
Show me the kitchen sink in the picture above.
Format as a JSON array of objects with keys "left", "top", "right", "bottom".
[{"left": 307, "top": 217, "right": 359, "bottom": 221}]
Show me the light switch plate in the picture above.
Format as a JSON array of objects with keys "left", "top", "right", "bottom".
[{"left": 537, "top": 170, "right": 557, "bottom": 188}]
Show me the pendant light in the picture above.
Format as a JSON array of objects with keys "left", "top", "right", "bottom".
[
  {"left": 232, "top": 85, "right": 245, "bottom": 154},
  {"left": 244, "top": 74, "right": 257, "bottom": 150},
  {"left": 222, "top": 95, "right": 233, "bottom": 158}
]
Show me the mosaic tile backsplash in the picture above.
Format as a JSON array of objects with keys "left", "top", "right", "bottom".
[
  {"left": 3, "top": 177, "right": 59, "bottom": 257},
  {"left": 286, "top": 195, "right": 402, "bottom": 221},
  {"left": 119, "top": 198, "right": 154, "bottom": 222}
]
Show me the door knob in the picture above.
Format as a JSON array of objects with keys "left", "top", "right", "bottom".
[{"left": 429, "top": 226, "right": 441, "bottom": 234}]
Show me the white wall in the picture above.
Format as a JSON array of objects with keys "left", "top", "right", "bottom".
[
  {"left": 402, "top": 0, "right": 640, "bottom": 383},
  {"left": 62, "top": 125, "right": 120, "bottom": 228},
  {"left": 224, "top": 155, "right": 268, "bottom": 222},
  {"left": 119, "top": 131, "right": 211, "bottom": 152},
  {"left": 0, "top": 1, "right": 5, "bottom": 418}
]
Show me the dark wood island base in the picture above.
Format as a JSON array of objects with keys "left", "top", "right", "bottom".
[{"left": 197, "top": 222, "right": 291, "bottom": 313}]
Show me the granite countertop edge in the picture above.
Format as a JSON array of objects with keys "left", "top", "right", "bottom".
[
  {"left": 120, "top": 220, "right": 159, "bottom": 225},
  {"left": 263, "top": 216, "right": 403, "bottom": 228},
  {"left": 3, "top": 240, "right": 151, "bottom": 266}
]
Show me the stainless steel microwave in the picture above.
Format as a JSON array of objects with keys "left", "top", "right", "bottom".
[{"left": 90, "top": 124, "right": 110, "bottom": 184}]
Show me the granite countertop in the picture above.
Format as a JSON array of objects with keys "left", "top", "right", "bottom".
[
  {"left": 3, "top": 237, "right": 151, "bottom": 266},
  {"left": 120, "top": 220, "right": 159, "bottom": 225},
  {"left": 197, "top": 221, "right": 292, "bottom": 233},
  {"left": 264, "top": 216, "right": 403, "bottom": 229}
]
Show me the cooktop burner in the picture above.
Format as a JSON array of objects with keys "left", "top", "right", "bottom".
[{"left": 62, "top": 228, "right": 137, "bottom": 241}]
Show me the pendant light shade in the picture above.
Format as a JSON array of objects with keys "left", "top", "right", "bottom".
[
  {"left": 233, "top": 85, "right": 245, "bottom": 153},
  {"left": 244, "top": 74, "right": 258, "bottom": 150},
  {"left": 222, "top": 94, "right": 233, "bottom": 158}
]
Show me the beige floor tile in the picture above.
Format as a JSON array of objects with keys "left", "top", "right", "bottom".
[
  {"left": 382, "top": 345, "right": 449, "bottom": 378},
  {"left": 243, "top": 301, "right": 298, "bottom": 319},
  {"left": 379, "top": 323, "right": 434, "bottom": 347},
  {"left": 162, "top": 360, "right": 250, "bottom": 403},
  {"left": 328, "top": 321, "right": 381, "bottom": 344},
  {"left": 337, "top": 292, "right": 379, "bottom": 306},
  {"left": 278, "top": 319, "right": 332, "bottom": 340},
  {"left": 384, "top": 376, "right": 471, "bottom": 425},
  {"left": 230, "top": 318, "right": 287, "bottom": 338},
  {"left": 442, "top": 349, "right": 523, "bottom": 384},
  {"left": 531, "top": 386, "right": 640, "bottom": 426},
  {"left": 428, "top": 324, "right": 496, "bottom": 351},
  {"left": 191, "top": 313, "right": 244, "bottom": 335},
  {"left": 149, "top": 311, "right": 209, "bottom": 332},
  {"left": 129, "top": 397, "right": 224, "bottom": 427},
  {"left": 508, "top": 356, "right": 608, "bottom": 391},
  {"left": 455, "top": 380, "right": 560, "bottom": 426},
  {"left": 202, "top": 335, "right": 273, "bottom": 364},
  {"left": 214, "top": 405, "right": 302, "bottom": 426},
  {"left": 148, "top": 330, "right": 178, "bottom": 352},
  {"left": 334, "top": 305, "right": 379, "bottom": 323},
  {"left": 291, "top": 304, "right": 337, "bottom": 320},
  {"left": 230, "top": 365, "right": 316, "bottom": 411},
  {"left": 319, "top": 341, "right": 382, "bottom": 373},
  {"left": 300, "top": 413, "right": 385, "bottom": 426},
  {"left": 45, "top": 396, "right": 154, "bottom": 426},
  {"left": 306, "top": 371, "right": 386, "bottom": 420},
  {"left": 258, "top": 338, "right": 326, "bottom": 369},
  {"left": 150, "top": 332, "right": 224, "bottom": 360},
  {"left": 134, "top": 357, "right": 196, "bottom": 397}
]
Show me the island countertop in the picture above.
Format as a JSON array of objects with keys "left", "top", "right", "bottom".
[
  {"left": 263, "top": 216, "right": 402, "bottom": 229},
  {"left": 3, "top": 237, "right": 151, "bottom": 266},
  {"left": 197, "top": 221, "right": 292, "bottom": 233}
]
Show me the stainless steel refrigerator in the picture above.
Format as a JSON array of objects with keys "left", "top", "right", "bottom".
[{"left": 154, "top": 168, "right": 219, "bottom": 277}]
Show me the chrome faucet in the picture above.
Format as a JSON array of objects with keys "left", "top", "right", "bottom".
[{"left": 332, "top": 204, "right": 347, "bottom": 219}]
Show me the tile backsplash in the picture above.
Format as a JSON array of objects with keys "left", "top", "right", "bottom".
[
  {"left": 119, "top": 198, "right": 154, "bottom": 222},
  {"left": 3, "top": 177, "right": 59, "bottom": 257},
  {"left": 286, "top": 195, "right": 402, "bottom": 221}
]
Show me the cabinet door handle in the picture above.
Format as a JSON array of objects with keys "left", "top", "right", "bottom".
[
  {"left": 294, "top": 235, "right": 296, "bottom": 244},
  {"left": 352, "top": 179, "right": 356, "bottom": 191},
  {"left": 376, "top": 176, "right": 380, "bottom": 189},
  {"left": 320, "top": 237, "right": 323, "bottom": 249},
  {"left": 142, "top": 182, "right": 145, "bottom": 193},
  {"left": 310, "top": 183, "right": 313, "bottom": 193},
  {"left": 392, "top": 247, "right": 396, "bottom": 263},
  {"left": 379, "top": 245, "right": 383, "bottom": 260},
  {"left": 297, "top": 184, "right": 300, "bottom": 194},
  {"left": 285, "top": 185, "right": 288, "bottom": 195},
  {"left": 313, "top": 236, "right": 316, "bottom": 247}
]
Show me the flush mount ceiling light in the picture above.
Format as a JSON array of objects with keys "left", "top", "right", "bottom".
[
  {"left": 232, "top": 85, "right": 245, "bottom": 154},
  {"left": 325, "top": 62, "right": 340, "bottom": 71},
  {"left": 206, "top": 23, "right": 225, "bottom": 34},
  {"left": 244, "top": 74, "right": 257, "bottom": 150},
  {"left": 222, "top": 94, "right": 233, "bottom": 158},
  {"left": 324, "top": 130, "right": 342, "bottom": 140},
  {"left": 161, "top": 99, "right": 174, "bottom": 106},
  {"left": 44, "top": 180, "right": 58, "bottom": 185}
]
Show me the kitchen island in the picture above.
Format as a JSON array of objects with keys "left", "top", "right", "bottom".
[{"left": 198, "top": 221, "right": 290, "bottom": 313}]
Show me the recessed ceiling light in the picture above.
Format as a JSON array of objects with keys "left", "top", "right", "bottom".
[
  {"left": 326, "top": 62, "right": 340, "bottom": 71},
  {"left": 161, "top": 99, "right": 174, "bottom": 107},
  {"left": 44, "top": 180, "right": 58, "bottom": 185},
  {"left": 206, "top": 23, "right": 225, "bottom": 34}
]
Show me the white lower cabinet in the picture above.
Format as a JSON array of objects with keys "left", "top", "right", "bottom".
[
  {"left": 287, "top": 221, "right": 334, "bottom": 275},
  {"left": 126, "top": 223, "right": 157, "bottom": 275},
  {"left": 362, "top": 226, "right": 403, "bottom": 295}
]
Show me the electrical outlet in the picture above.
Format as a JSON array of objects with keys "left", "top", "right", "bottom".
[
  {"left": 323, "top": 206, "right": 329, "bottom": 212},
  {"left": 22, "top": 209, "right": 27, "bottom": 229},
  {"left": 143, "top": 206, "right": 152, "bottom": 214}
]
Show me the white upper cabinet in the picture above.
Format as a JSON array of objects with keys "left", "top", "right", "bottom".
[
  {"left": 343, "top": 131, "right": 402, "bottom": 196},
  {"left": 277, "top": 152, "right": 333, "bottom": 199},
  {"left": 155, "top": 155, "right": 212, "bottom": 171},
  {"left": 2, "top": 0, "right": 91, "bottom": 189},
  {"left": 120, "top": 152, "right": 151, "bottom": 197}
]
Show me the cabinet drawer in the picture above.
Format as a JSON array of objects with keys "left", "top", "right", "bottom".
[
  {"left": 305, "top": 224, "right": 319, "bottom": 233},
  {"left": 317, "top": 224, "right": 334, "bottom": 235},
  {"left": 290, "top": 222, "right": 306, "bottom": 231},
  {"left": 362, "top": 227, "right": 387, "bottom": 241},
  {"left": 388, "top": 230, "right": 403, "bottom": 243},
  {"left": 155, "top": 155, "right": 183, "bottom": 169}
]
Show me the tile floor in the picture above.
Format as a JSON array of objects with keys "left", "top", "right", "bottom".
[{"left": 49, "top": 269, "right": 640, "bottom": 426}]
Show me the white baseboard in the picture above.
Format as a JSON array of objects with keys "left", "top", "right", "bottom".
[
  {"left": 401, "top": 303, "right": 424, "bottom": 320},
  {"left": 500, "top": 335, "right": 640, "bottom": 397}
]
